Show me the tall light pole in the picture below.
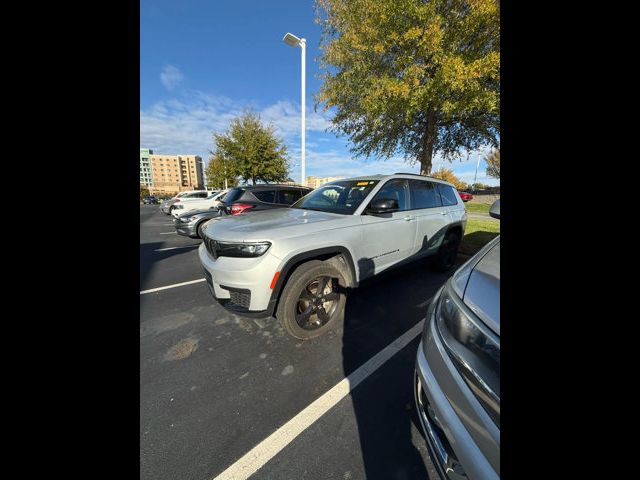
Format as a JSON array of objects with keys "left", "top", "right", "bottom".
[
  {"left": 473, "top": 152, "right": 481, "bottom": 191},
  {"left": 283, "top": 32, "right": 306, "bottom": 186}
]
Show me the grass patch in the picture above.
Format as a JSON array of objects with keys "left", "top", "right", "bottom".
[
  {"left": 464, "top": 202, "right": 491, "bottom": 214},
  {"left": 460, "top": 218, "right": 500, "bottom": 256}
]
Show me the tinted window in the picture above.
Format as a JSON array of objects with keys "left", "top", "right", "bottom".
[
  {"left": 278, "top": 189, "right": 303, "bottom": 205},
  {"left": 370, "top": 179, "right": 410, "bottom": 211},
  {"left": 196, "top": 192, "right": 208, "bottom": 198},
  {"left": 252, "top": 190, "right": 276, "bottom": 203},
  {"left": 409, "top": 180, "right": 442, "bottom": 209},
  {"left": 438, "top": 184, "right": 459, "bottom": 206},
  {"left": 291, "top": 180, "right": 379, "bottom": 215},
  {"left": 223, "top": 188, "right": 244, "bottom": 204}
]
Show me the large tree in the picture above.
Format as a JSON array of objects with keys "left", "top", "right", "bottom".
[
  {"left": 485, "top": 148, "right": 500, "bottom": 179},
  {"left": 315, "top": 0, "right": 500, "bottom": 174},
  {"left": 205, "top": 154, "right": 239, "bottom": 190},
  {"left": 213, "top": 111, "right": 289, "bottom": 185},
  {"left": 430, "top": 167, "right": 469, "bottom": 190}
]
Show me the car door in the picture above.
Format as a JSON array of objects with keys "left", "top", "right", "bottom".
[
  {"left": 359, "top": 179, "right": 417, "bottom": 277},
  {"left": 409, "top": 179, "right": 450, "bottom": 256},
  {"left": 437, "top": 183, "right": 466, "bottom": 225}
]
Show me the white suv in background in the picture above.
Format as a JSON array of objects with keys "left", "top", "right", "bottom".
[
  {"left": 199, "top": 174, "right": 467, "bottom": 339},
  {"left": 159, "top": 190, "right": 209, "bottom": 214},
  {"left": 171, "top": 190, "right": 228, "bottom": 218}
]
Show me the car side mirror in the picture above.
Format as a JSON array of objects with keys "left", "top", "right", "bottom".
[
  {"left": 367, "top": 198, "right": 399, "bottom": 214},
  {"left": 489, "top": 199, "right": 500, "bottom": 219}
]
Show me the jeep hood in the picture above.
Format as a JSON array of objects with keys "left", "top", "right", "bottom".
[
  {"left": 452, "top": 237, "right": 500, "bottom": 336},
  {"left": 204, "top": 208, "right": 354, "bottom": 241}
]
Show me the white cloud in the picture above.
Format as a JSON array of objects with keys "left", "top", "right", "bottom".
[
  {"left": 140, "top": 91, "right": 333, "bottom": 160},
  {"left": 160, "top": 65, "right": 185, "bottom": 91}
]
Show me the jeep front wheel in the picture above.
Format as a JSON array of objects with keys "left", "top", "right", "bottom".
[{"left": 276, "top": 260, "right": 346, "bottom": 340}]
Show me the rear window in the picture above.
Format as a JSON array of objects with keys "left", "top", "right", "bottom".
[
  {"left": 409, "top": 180, "right": 442, "bottom": 209},
  {"left": 438, "top": 184, "right": 459, "bottom": 206},
  {"left": 252, "top": 190, "right": 276, "bottom": 203},
  {"left": 222, "top": 188, "right": 244, "bottom": 204}
]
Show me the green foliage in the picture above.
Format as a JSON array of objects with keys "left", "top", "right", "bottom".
[
  {"left": 315, "top": 0, "right": 500, "bottom": 174},
  {"left": 140, "top": 184, "right": 150, "bottom": 200},
  {"left": 484, "top": 148, "right": 500, "bottom": 179},
  {"left": 213, "top": 111, "right": 289, "bottom": 185},
  {"left": 430, "top": 167, "right": 468, "bottom": 190},
  {"left": 473, "top": 182, "right": 490, "bottom": 189},
  {"left": 205, "top": 154, "right": 239, "bottom": 190}
]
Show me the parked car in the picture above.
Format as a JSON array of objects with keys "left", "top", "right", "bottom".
[
  {"left": 171, "top": 190, "right": 227, "bottom": 218},
  {"left": 198, "top": 174, "right": 467, "bottom": 339},
  {"left": 175, "top": 185, "right": 311, "bottom": 238},
  {"left": 458, "top": 191, "right": 473, "bottom": 202},
  {"left": 217, "top": 185, "right": 313, "bottom": 216},
  {"left": 142, "top": 196, "right": 158, "bottom": 204},
  {"left": 159, "top": 190, "right": 209, "bottom": 215},
  {"left": 414, "top": 199, "right": 500, "bottom": 480}
]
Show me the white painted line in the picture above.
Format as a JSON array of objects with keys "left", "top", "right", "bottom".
[
  {"left": 140, "top": 278, "right": 206, "bottom": 295},
  {"left": 162, "top": 223, "right": 176, "bottom": 226},
  {"left": 154, "top": 244, "right": 200, "bottom": 252},
  {"left": 212, "top": 320, "right": 425, "bottom": 480},
  {"left": 160, "top": 232, "right": 177, "bottom": 235}
]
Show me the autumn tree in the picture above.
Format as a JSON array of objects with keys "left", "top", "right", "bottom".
[
  {"left": 205, "top": 154, "right": 239, "bottom": 190},
  {"left": 485, "top": 148, "right": 500, "bottom": 179},
  {"left": 213, "top": 111, "right": 289, "bottom": 185},
  {"left": 431, "top": 167, "right": 469, "bottom": 191},
  {"left": 140, "top": 184, "right": 150, "bottom": 200},
  {"left": 315, "top": 0, "right": 500, "bottom": 175}
]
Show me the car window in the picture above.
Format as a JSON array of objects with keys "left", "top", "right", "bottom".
[
  {"left": 222, "top": 188, "right": 244, "bottom": 204},
  {"left": 278, "top": 189, "right": 303, "bottom": 205},
  {"left": 291, "top": 180, "right": 379, "bottom": 215},
  {"left": 196, "top": 192, "right": 208, "bottom": 198},
  {"left": 409, "top": 180, "right": 442, "bottom": 209},
  {"left": 369, "top": 179, "right": 410, "bottom": 211},
  {"left": 252, "top": 190, "right": 276, "bottom": 203},
  {"left": 438, "top": 184, "right": 459, "bottom": 206}
]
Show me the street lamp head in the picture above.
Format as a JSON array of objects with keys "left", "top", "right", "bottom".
[{"left": 283, "top": 32, "right": 302, "bottom": 47}]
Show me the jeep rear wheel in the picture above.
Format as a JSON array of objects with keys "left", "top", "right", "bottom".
[
  {"left": 276, "top": 260, "right": 346, "bottom": 340},
  {"left": 433, "top": 231, "right": 460, "bottom": 272}
]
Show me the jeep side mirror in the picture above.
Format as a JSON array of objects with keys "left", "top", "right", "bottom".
[
  {"left": 489, "top": 199, "right": 500, "bottom": 219},
  {"left": 367, "top": 198, "right": 399, "bottom": 214}
]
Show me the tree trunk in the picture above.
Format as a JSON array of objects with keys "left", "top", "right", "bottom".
[{"left": 419, "top": 109, "right": 437, "bottom": 175}]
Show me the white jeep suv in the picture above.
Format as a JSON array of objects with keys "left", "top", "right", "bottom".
[{"left": 199, "top": 174, "right": 467, "bottom": 339}]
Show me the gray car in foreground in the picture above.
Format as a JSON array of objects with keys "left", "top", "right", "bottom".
[
  {"left": 174, "top": 208, "right": 222, "bottom": 238},
  {"left": 414, "top": 200, "right": 500, "bottom": 480}
]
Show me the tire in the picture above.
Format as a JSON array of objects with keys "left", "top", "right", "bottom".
[
  {"left": 196, "top": 220, "right": 207, "bottom": 239},
  {"left": 168, "top": 206, "right": 175, "bottom": 215},
  {"left": 433, "top": 231, "right": 461, "bottom": 272},
  {"left": 276, "top": 260, "right": 347, "bottom": 340}
]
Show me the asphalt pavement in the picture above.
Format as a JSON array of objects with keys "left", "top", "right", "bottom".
[{"left": 140, "top": 204, "right": 465, "bottom": 480}]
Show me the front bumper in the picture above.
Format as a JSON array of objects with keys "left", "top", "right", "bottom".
[
  {"left": 198, "top": 243, "right": 281, "bottom": 316},
  {"left": 414, "top": 301, "right": 499, "bottom": 480}
]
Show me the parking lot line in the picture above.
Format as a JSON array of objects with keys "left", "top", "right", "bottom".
[
  {"left": 140, "top": 278, "right": 206, "bottom": 295},
  {"left": 159, "top": 232, "right": 177, "bottom": 235},
  {"left": 154, "top": 244, "right": 200, "bottom": 252},
  {"left": 211, "top": 319, "right": 426, "bottom": 480}
]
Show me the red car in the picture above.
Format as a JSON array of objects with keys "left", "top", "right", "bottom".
[{"left": 458, "top": 191, "right": 473, "bottom": 202}]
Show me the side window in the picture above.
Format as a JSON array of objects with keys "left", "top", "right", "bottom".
[
  {"left": 409, "top": 180, "right": 442, "bottom": 209},
  {"left": 370, "top": 179, "right": 410, "bottom": 211},
  {"left": 253, "top": 190, "right": 276, "bottom": 203},
  {"left": 438, "top": 184, "right": 459, "bottom": 206},
  {"left": 197, "top": 192, "right": 208, "bottom": 198},
  {"left": 277, "top": 189, "right": 302, "bottom": 205}
]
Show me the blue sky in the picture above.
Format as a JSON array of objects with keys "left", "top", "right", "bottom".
[{"left": 140, "top": 0, "right": 499, "bottom": 186}]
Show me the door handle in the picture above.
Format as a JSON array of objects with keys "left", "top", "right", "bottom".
[
  {"left": 441, "top": 211, "right": 448, "bottom": 215},
  {"left": 403, "top": 216, "right": 414, "bottom": 221}
]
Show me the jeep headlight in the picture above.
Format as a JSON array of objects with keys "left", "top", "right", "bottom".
[
  {"left": 210, "top": 241, "right": 271, "bottom": 258},
  {"left": 434, "top": 282, "right": 500, "bottom": 425}
]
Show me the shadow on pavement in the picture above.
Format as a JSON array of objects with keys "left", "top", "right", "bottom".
[
  {"left": 140, "top": 242, "right": 201, "bottom": 291},
  {"left": 342, "top": 256, "right": 462, "bottom": 479}
]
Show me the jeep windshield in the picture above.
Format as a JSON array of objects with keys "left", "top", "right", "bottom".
[{"left": 291, "top": 180, "right": 380, "bottom": 215}]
